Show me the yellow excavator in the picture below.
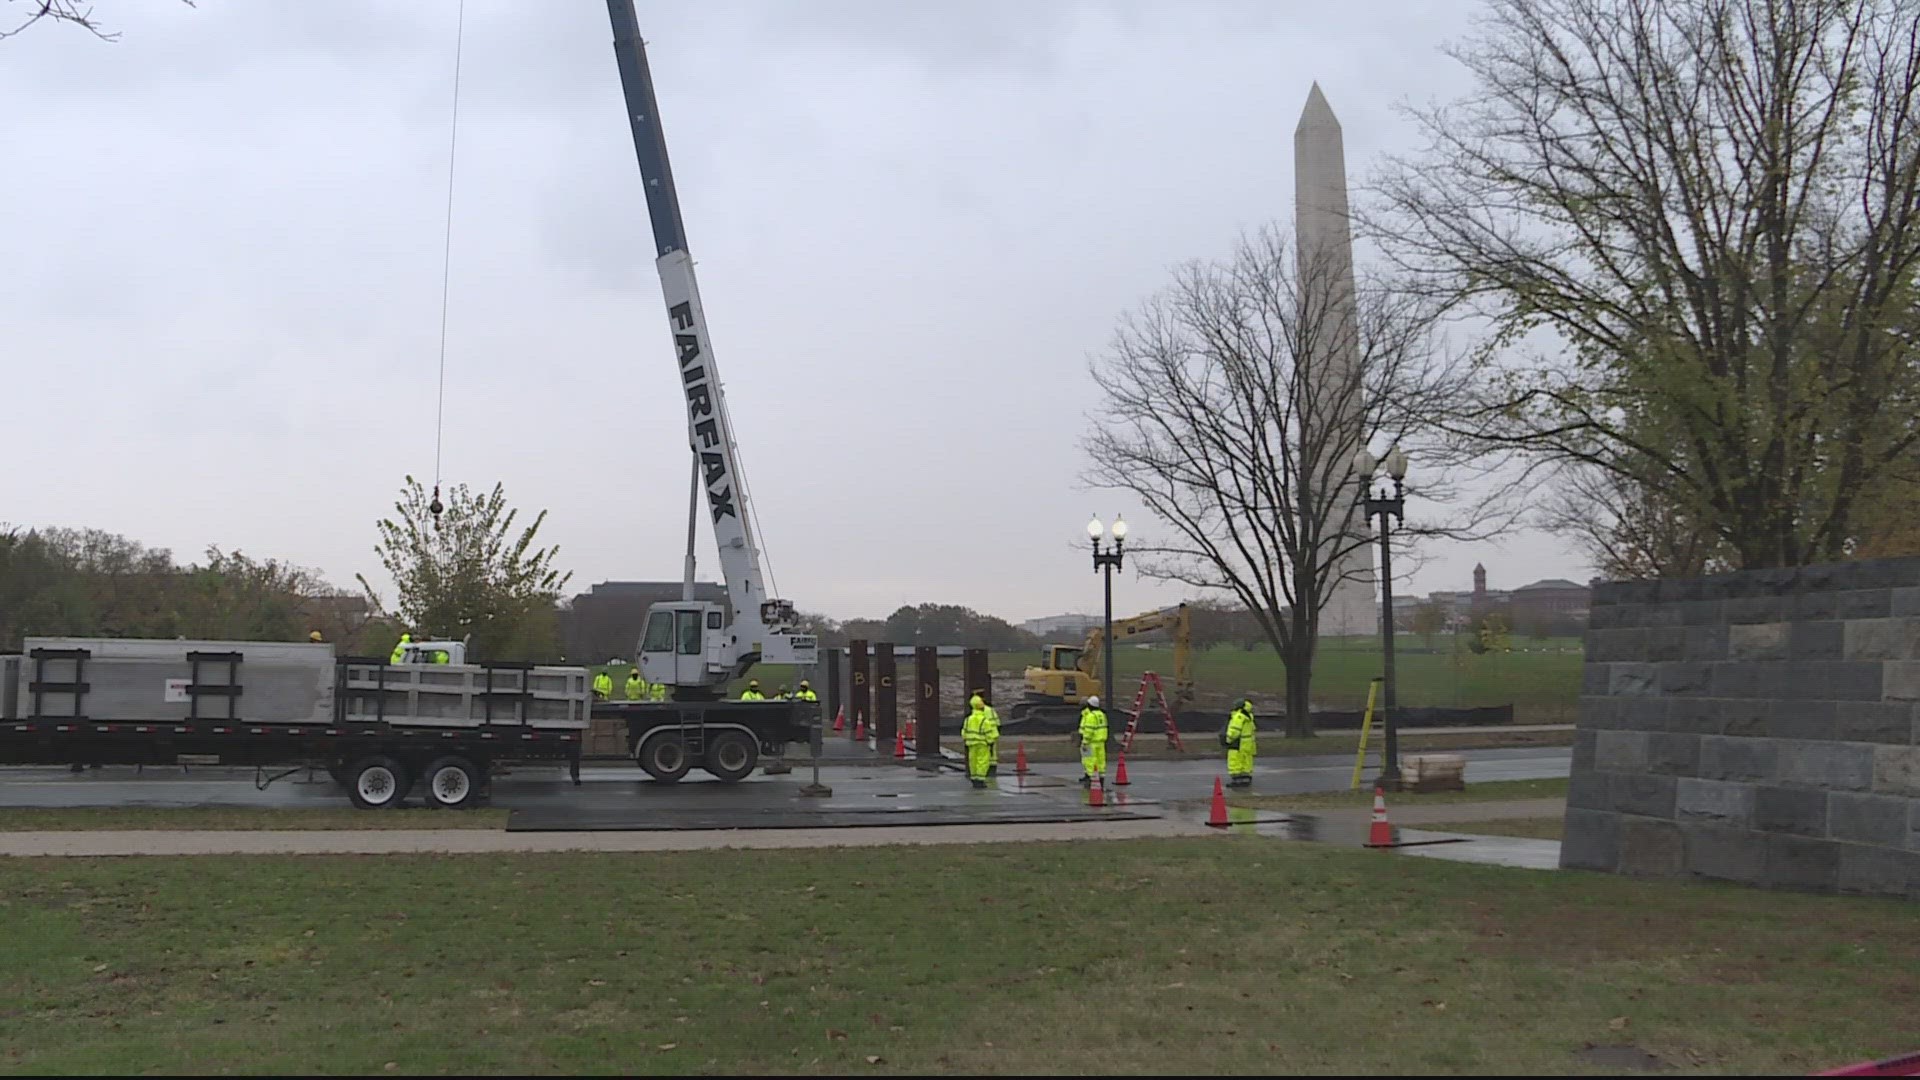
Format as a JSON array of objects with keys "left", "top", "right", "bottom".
[{"left": 1009, "top": 603, "right": 1195, "bottom": 724}]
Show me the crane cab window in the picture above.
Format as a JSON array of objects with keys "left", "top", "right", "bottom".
[
  {"left": 677, "top": 612, "right": 703, "bottom": 656},
  {"left": 707, "top": 611, "right": 722, "bottom": 629},
  {"left": 642, "top": 612, "right": 674, "bottom": 653}
]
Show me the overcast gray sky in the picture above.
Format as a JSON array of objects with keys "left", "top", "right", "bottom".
[{"left": 1, "top": 0, "right": 1582, "bottom": 622}]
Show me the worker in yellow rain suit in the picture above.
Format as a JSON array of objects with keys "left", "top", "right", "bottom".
[
  {"left": 794, "top": 681, "right": 818, "bottom": 702},
  {"left": 1076, "top": 696, "right": 1108, "bottom": 786},
  {"left": 625, "top": 669, "right": 647, "bottom": 701},
  {"left": 962, "top": 694, "right": 997, "bottom": 789},
  {"left": 591, "top": 669, "right": 613, "bottom": 701},
  {"left": 389, "top": 633, "right": 411, "bottom": 665},
  {"left": 1224, "top": 697, "right": 1258, "bottom": 787},
  {"left": 739, "top": 679, "right": 766, "bottom": 701},
  {"left": 971, "top": 689, "right": 1001, "bottom": 777},
  {"left": 651, "top": 679, "right": 668, "bottom": 702}
]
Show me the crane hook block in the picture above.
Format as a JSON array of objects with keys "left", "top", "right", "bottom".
[{"left": 429, "top": 486, "right": 444, "bottom": 521}]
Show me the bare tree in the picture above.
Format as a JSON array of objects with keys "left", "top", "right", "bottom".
[
  {"left": 1370, "top": 0, "right": 1920, "bottom": 570},
  {"left": 1, "top": 1, "right": 194, "bottom": 42},
  {"left": 1084, "top": 226, "right": 1488, "bottom": 737}
]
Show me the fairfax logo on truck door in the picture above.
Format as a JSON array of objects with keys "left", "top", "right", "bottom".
[{"left": 668, "top": 300, "right": 738, "bottom": 522}]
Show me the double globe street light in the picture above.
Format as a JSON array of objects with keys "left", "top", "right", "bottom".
[
  {"left": 1088, "top": 515, "right": 1128, "bottom": 713},
  {"left": 1353, "top": 446, "right": 1410, "bottom": 790}
]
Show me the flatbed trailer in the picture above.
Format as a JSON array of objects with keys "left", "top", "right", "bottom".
[{"left": 0, "top": 638, "right": 592, "bottom": 810}]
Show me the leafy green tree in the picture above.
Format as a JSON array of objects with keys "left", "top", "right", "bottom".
[{"left": 360, "top": 477, "right": 570, "bottom": 662}]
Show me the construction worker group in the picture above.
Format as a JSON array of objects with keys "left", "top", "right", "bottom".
[{"left": 961, "top": 690, "right": 1001, "bottom": 788}]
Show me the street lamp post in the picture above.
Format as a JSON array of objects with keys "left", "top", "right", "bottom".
[
  {"left": 1088, "top": 515, "right": 1128, "bottom": 710},
  {"left": 1353, "top": 446, "right": 1410, "bottom": 791}
]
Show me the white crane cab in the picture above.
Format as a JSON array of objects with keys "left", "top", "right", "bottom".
[{"left": 636, "top": 599, "right": 817, "bottom": 700}]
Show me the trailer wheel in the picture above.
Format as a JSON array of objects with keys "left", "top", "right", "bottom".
[
  {"left": 638, "top": 733, "right": 691, "bottom": 783},
  {"left": 703, "top": 730, "right": 758, "bottom": 782},
  {"left": 423, "top": 756, "right": 480, "bottom": 809},
  {"left": 346, "top": 756, "right": 408, "bottom": 809}
]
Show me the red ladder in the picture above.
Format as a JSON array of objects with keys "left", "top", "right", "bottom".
[{"left": 1120, "top": 671, "right": 1184, "bottom": 754}]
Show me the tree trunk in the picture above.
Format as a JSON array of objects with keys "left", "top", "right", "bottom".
[{"left": 1282, "top": 652, "right": 1315, "bottom": 739}]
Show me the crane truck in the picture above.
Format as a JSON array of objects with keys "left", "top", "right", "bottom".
[
  {"left": 588, "top": 0, "right": 821, "bottom": 783},
  {"left": 0, "top": 9, "right": 816, "bottom": 804}
]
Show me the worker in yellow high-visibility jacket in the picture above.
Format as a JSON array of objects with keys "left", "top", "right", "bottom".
[
  {"left": 1076, "top": 696, "right": 1109, "bottom": 786},
  {"left": 962, "top": 693, "right": 997, "bottom": 789},
  {"left": 1224, "top": 698, "right": 1258, "bottom": 787},
  {"left": 591, "top": 670, "right": 613, "bottom": 700},
  {"left": 973, "top": 689, "right": 1001, "bottom": 777},
  {"left": 625, "top": 670, "right": 647, "bottom": 701},
  {"left": 739, "top": 680, "right": 766, "bottom": 702},
  {"left": 389, "top": 633, "right": 411, "bottom": 665},
  {"left": 650, "top": 680, "right": 668, "bottom": 702},
  {"left": 794, "top": 681, "right": 818, "bottom": 702}
]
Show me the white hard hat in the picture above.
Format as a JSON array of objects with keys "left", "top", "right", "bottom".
[{"left": 1087, "top": 695, "right": 1101, "bottom": 708}]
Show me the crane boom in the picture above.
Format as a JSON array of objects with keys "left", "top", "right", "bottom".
[{"left": 606, "top": 1, "right": 815, "bottom": 691}]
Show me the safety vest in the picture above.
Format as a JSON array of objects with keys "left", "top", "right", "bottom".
[
  {"left": 962, "top": 704, "right": 994, "bottom": 746},
  {"left": 650, "top": 682, "right": 667, "bottom": 702},
  {"left": 389, "top": 635, "right": 410, "bottom": 665},
  {"left": 592, "top": 672, "right": 613, "bottom": 698},
  {"left": 795, "top": 688, "right": 818, "bottom": 702},
  {"left": 740, "top": 689, "right": 765, "bottom": 701},
  {"left": 626, "top": 674, "right": 646, "bottom": 700},
  {"left": 1078, "top": 706, "right": 1108, "bottom": 744},
  {"left": 1227, "top": 705, "right": 1256, "bottom": 746}
]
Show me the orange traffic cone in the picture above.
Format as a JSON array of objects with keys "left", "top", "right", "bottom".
[
  {"left": 1206, "top": 776, "right": 1229, "bottom": 828},
  {"left": 853, "top": 717, "right": 866, "bottom": 742},
  {"left": 1015, "top": 743, "right": 1029, "bottom": 776},
  {"left": 894, "top": 728, "right": 907, "bottom": 759},
  {"left": 1114, "top": 754, "right": 1131, "bottom": 786},
  {"left": 832, "top": 707, "right": 845, "bottom": 733},
  {"left": 1089, "top": 774, "right": 1106, "bottom": 807},
  {"left": 1366, "top": 786, "right": 1394, "bottom": 848}
]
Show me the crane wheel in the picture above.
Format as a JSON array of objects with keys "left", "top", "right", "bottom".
[
  {"left": 702, "top": 731, "right": 758, "bottom": 782},
  {"left": 638, "top": 732, "right": 692, "bottom": 783}
]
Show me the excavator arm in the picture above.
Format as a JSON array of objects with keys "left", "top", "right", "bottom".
[{"left": 1074, "top": 603, "right": 1194, "bottom": 708}]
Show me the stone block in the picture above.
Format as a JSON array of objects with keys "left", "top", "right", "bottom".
[
  {"left": 1911, "top": 801, "right": 1920, "bottom": 852},
  {"left": 1795, "top": 590, "right": 1842, "bottom": 620},
  {"left": 1788, "top": 621, "right": 1845, "bottom": 660},
  {"left": 1726, "top": 596, "right": 1789, "bottom": 624},
  {"left": 1560, "top": 808, "right": 1620, "bottom": 871},
  {"left": 1699, "top": 735, "right": 1778, "bottom": 781},
  {"left": 1617, "top": 816, "right": 1686, "bottom": 877},
  {"left": 1882, "top": 661, "right": 1920, "bottom": 702},
  {"left": 1609, "top": 663, "right": 1658, "bottom": 696},
  {"left": 1571, "top": 729, "right": 1596, "bottom": 771},
  {"left": 1684, "top": 824, "right": 1768, "bottom": 885},
  {"left": 1566, "top": 770, "right": 1610, "bottom": 810},
  {"left": 1837, "top": 844, "right": 1920, "bottom": 898},
  {"left": 1766, "top": 700, "right": 1837, "bottom": 741},
  {"left": 1646, "top": 626, "right": 1687, "bottom": 662},
  {"left": 1826, "top": 661, "right": 1886, "bottom": 701},
  {"left": 1682, "top": 600, "right": 1729, "bottom": 626},
  {"left": 1828, "top": 792, "right": 1910, "bottom": 846},
  {"left": 1594, "top": 730, "right": 1649, "bottom": 770},
  {"left": 1615, "top": 697, "right": 1670, "bottom": 732},
  {"left": 1591, "top": 580, "right": 1630, "bottom": 606},
  {"left": 1730, "top": 622, "right": 1790, "bottom": 660},
  {"left": 1642, "top": 603, "right": 1684, "bottom": 627},
  {"left": 1683, "top": 624, "right": 1730, "bottom": 661},
  {"left": 1611, "top": 772, "right": 1678, "bottom": 817},
  {"left": 1647, "top": 732, "right": 1702, "bottom": 776},
  {"left": 1587, "top": 603, "right": 1625, "bottom": 631},
  {"left": 1715, "top": 698, "right": 1770, "bottom": 738},
  {"left": 1776, "top": 740, "right": 1875, "bottom": 791},
  {"left": 1872, "top": 745, "right": 1920, "bottom": 796},
  {"left": 1583, "top": 663, "right": 1614, "bottom": 695},
  {"left": 1658, "top": 661, "right": 1713, "bottom": 696},
  {"left": 1586, "top": 628, "right": 1646, "bottom": 663},
  {"left": 1754, "top": 784, "right": 1829, "bottom": 836},
  {"left": 1834, "top": 701, "right": 1911, "bottom": 744},
  {"left": 1576, "top": 696, "right": 1620, "bottom": 730},
  {"left": 1842, "top": 558, "right": 1920, "bottom": 591},
  {"left": 1608, "top": 603, "right": 1651, "bottom": 629},
  {"left": 1666, "top": 698, "right": 1724, "bottom": 736},
  {"left": 1676, "top": 777, "right": 1756, "bottom": 826},
  {"left": 1836, "top": 589, "right": 1894, "bottom": 619},
  {"left": 1893, "top": 586, "right": 1920, "bottom": 617},
  {"left": 1844, "top": 617, "right": 1920, "bottom": 661},
  {"left": 1764, "top": 833, "right": 1842, "bottom": 891},
  {"left": 1709, "top": 661, "right": 1772, "bottom": 699}
]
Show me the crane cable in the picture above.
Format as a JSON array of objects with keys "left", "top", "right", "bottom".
[{"left": 429, "top": 0, "right": 469, "bottom": 523}]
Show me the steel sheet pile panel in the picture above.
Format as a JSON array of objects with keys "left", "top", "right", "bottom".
[
  {"left": 340, "top": 663, "right": 590, "bottom": 730},
  {"left": 19, "top": 638, "right": 333, "bottom": 724},
  {"left": 0, "top": 655, "right": 19, "bottom": 720}
]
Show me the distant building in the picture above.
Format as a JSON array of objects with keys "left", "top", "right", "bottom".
[
  {"left": 1020, "top": 613, "right": 1102, "bottom": 641},
  {"left": 1510, "top": 577, "right": 1592, "bottom": 632},
  {"left": 562, "top": 580, "right": 728, "bottom": 665}
]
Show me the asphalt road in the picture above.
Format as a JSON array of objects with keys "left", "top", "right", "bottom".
[{"left": 0, "top": 745, "right": 1570, "bottom": 815}]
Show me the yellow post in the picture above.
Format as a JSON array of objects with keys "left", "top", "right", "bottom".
[{"left": 1351, "top": 677, "right": 1384, "bottom": 790}]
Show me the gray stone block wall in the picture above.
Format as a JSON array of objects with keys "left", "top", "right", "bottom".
[{"left": 1564, "top": 557, "right": 1920, "bottom": 899}]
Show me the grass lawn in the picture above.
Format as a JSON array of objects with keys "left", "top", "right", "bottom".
[
  {"left": 1012, "top": 727, "right": 1574, "bottom": 764},
  {"left": 1, "top": 839, "right": 1914, "bottom": 1074},
  {"left": 1425, "top": 816, "right": 1567, "bottom": 841},
  {"left": 1228, "top": 777, "right": 1569, "bottom": 812},
  {"left": 0, "top": 807, "right": 510, "bottom": 832}
]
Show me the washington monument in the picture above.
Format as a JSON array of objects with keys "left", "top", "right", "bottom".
[{"left": 1293, "top": 83, "right": 1375, "bottom": 639}]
